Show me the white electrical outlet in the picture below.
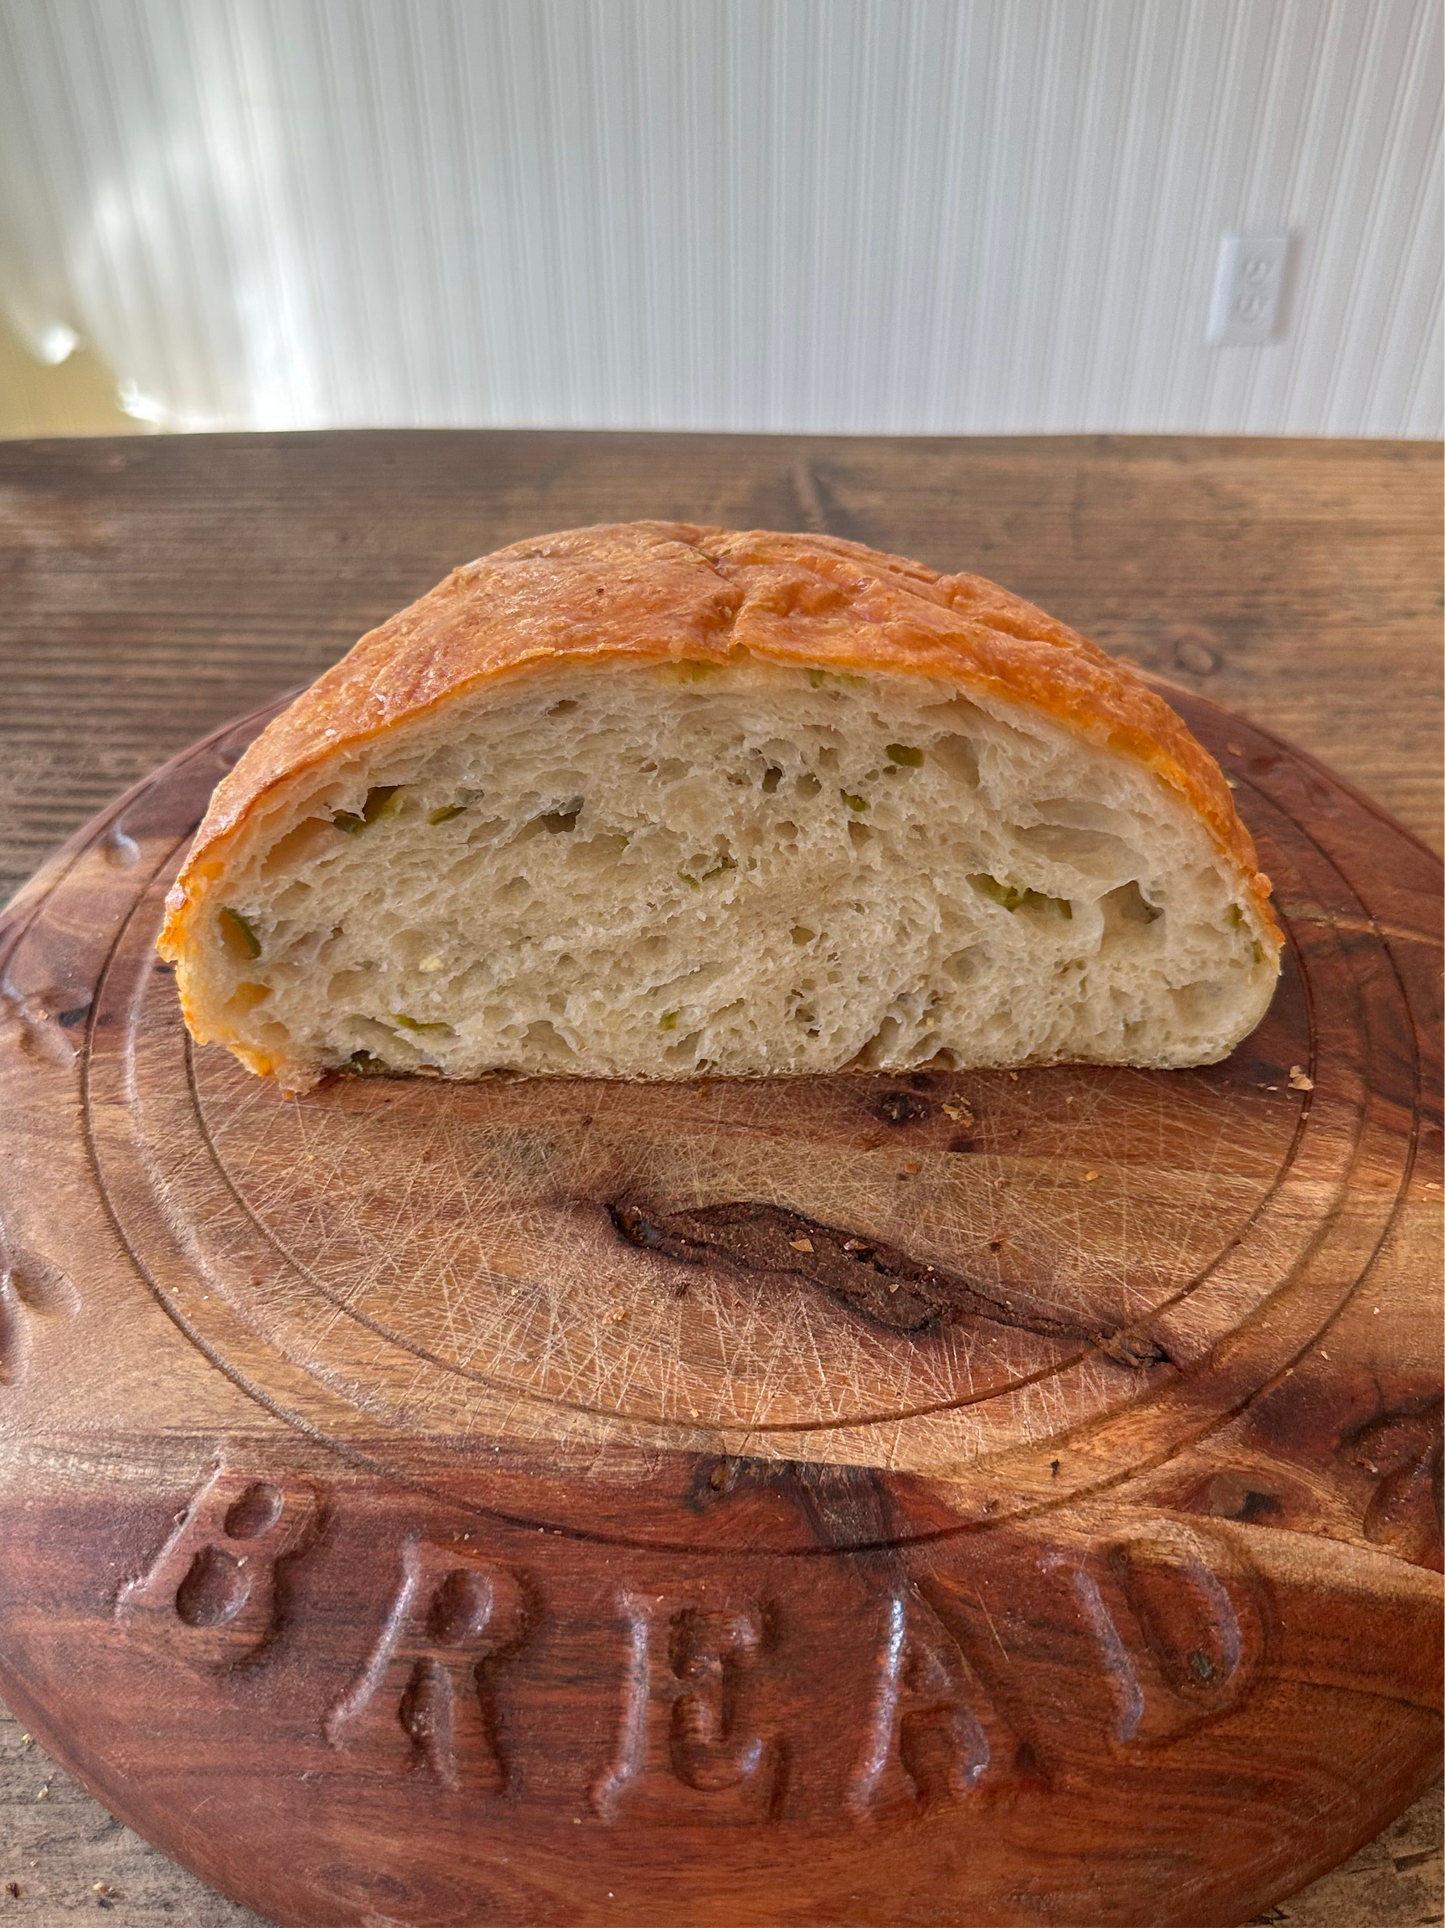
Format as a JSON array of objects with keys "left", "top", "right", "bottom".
[{"left": 1207, "top": 231, "right": 1292, "bottom": 346}]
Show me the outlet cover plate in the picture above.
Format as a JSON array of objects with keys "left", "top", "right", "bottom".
[{"left": 1208, "top": 231, "right": 1292, "bottom": 346}]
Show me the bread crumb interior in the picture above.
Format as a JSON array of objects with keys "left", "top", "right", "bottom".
[{"left": 192, "top": 660, "right": 1277, "bottom": 1083}]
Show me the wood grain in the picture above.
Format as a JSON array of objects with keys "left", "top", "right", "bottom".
[
  {"left": 4, "top": 1702, "right": 1438, "bottom": 1928},
  {"left": 0, "top": 431, "right": 1440, "bottom": 1926}
]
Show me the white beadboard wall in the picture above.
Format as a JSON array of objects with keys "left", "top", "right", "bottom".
[{"left": 0, "top": 0, "right": 1439, "bottom": 436}]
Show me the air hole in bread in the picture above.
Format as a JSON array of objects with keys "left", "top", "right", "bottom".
[
  {"left": 523, "top": 1019, "right": 577, "bottom": 1063},
  {"left": 932, "top": 736, "right": 981, "bottom": 787},
  {"left": 1104, "top": 880, "right": 1164, "bottom": 929},
  {"left": 943, "top": 947, "right": 982, "bottom": 985},
  {"left": 1014, "top": 820, "right": 1139, "bottom": 878}
]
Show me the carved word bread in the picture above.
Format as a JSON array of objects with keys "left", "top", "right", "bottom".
[{"left": 158, "top": 523, "right": 1281, "bottom": 1090}]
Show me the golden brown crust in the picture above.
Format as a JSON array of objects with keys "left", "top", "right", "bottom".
[{"left": 158, "top": 522, "right": 1279, "bottom": 961}]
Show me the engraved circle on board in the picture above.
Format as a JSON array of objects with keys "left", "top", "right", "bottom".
[{"left": 80, "top": 689, "right": 1417, "bottom": 1522}]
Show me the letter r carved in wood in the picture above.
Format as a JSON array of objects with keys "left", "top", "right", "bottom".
[{"left": 324, "top": 1538, "right": 528, "bottom": 1792}]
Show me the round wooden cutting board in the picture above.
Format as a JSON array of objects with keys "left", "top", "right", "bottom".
[{"left": 0, "top": 685, "right": 1439, "bottom": 1928}]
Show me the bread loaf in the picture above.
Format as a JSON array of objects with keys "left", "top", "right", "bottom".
[{"left": 158, "top": 523, "right": 1281, "bottom": 1090}]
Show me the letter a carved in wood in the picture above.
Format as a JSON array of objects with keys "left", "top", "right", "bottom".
[{"left": 850, "top": 1585, "right": 1015, "bottom": 1817}]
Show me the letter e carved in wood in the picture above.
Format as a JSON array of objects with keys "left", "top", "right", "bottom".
[
  {"left": 592, "top": 1594, "right": 783, "bottom": 1824},
  {"left": 115, "top": 1466, "right": 320, "bottom": 1671},
  {"left": 1067, "top": 1521, "right": 1266, "bottom": 1747},
  {"left": 325, "top": 1539, "right": 528, "bottom": 1792}
]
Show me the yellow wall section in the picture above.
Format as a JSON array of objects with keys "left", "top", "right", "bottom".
[{"left": 0, "top": 312, "right": 144, "bottom": 438}]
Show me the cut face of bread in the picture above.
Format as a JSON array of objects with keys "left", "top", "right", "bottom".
[{"left": 167, "top": 656, "right": 1279, "bottom": 1087}]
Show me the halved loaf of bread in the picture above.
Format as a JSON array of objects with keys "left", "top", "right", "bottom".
[{"left": 158, "top": 523, "right": 1281, "bottom": 1090}]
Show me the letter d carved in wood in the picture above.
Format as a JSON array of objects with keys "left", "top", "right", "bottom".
[
  {"left": 1066, "top": 1521, "right": 1266, "bottom": 1748},
  {"left": 115, "top": 1467, "right": 320, "bottom": 1672},
  {"left": 592, "top": 1593, "right": 783, "bottom": 1824}
]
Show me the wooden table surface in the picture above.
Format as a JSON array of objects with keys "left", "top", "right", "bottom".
[{"left": 0, "top": 431, "right": 1439, "bottom": 1926}]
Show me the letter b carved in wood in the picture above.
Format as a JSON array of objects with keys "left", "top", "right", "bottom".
[{"left": 115, "top": 1467, "right": 320, "bottom": 1671}]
